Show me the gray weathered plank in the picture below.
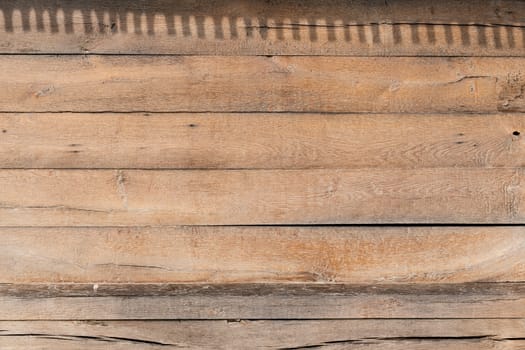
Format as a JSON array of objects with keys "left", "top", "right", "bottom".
[{"left": 2, "top": 283, "right": 525, "bottom": 320}]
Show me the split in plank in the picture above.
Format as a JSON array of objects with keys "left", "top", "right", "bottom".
[{"left": 1, "top": 56, "right": 525, "bottom": 113}]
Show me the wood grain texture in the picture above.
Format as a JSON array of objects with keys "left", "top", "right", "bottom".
[
  {"left": 2, "top": 226, "right": 525, "bottom": 283},
  {"left": 2, "top": 0, "right": 524, "bottom": 343},
  {"left": 1, "top": 319, "right": 525, "bottom": 349},
  {"left": 0, "top": 0, "right": 524, "bottom": 56},
  {"left": 1, "top": 169, "right": 523, "bottom": 225},
  {"left": 2, "top": 283, "right": 525, "bottom": 320},
  {"left": 2, "top": 340, "right": 522, "bottom": 350},
  {"left": 1, "top": 113, "right": 523, "bottom": 169},
  {"left": 1, "top": 340, "right": 523, "bottom": 350},
  {"left": 1, "top": 56, "right": 525, "bottom": 113}
]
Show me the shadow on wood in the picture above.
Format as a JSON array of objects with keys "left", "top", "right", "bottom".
[{"left": 0, "top": 0, "right": 523, "bottom": 49}]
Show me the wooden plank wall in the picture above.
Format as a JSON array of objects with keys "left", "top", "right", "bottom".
[{"left": 0, "top": 0, "right": 524, "bottom": 348}]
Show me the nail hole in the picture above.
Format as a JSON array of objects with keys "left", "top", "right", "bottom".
[
  {"left": 188, "top": 123, "right": 197, "bottom": 128},
  {"left": 1, "top": 129, "right": 6, "bottom": 133},
  {"left": 513, "top": 131, "right": 520, "bottom": 136}
]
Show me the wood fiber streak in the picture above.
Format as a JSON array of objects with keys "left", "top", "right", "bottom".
[
  {"left": 0, "top": 169, "right": 523, "bottom": 225},
  {"left": 0, "top": 0, "right": 524, "bottom": 56},
  {"left": 0, "top": 113, "right": 523, "bottom": 169},
  {"left": 1, "top": 226, "right": 525, "bottom": 283},
  {"left": 1, "top": 56, "right": 525, "bottom": 113},
  {"left": 1, "top": 319, "right": 525, "bottom": 349},
  {"left": 2, "top": 283, "right": 525, "bottom": 320}
]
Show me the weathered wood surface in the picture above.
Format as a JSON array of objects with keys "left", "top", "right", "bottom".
[
  {"left": 2, "top": 339, "right": 522, "bottom": 350},
  {"left": 2, "top": 283, "right": 525, "bottom": 320},
  {"left": 2, "top": 0, "right": 524, "bottom": 343},
  {"left": 2, "top": 226, "right": 525, "bottom": 283},
  {"left": 1, "top": 113, "right": 523, "bottom": 169},
  {"left": 2, "top": 340, "right": 523, "bottom": 350},
  {"left": 1, "top": 169, "right": 523, "bottom": 225},
  {"left": 1, "top": 319, "right": 525, "bottom": 349},
  {"left": 0, "top": 0, "right": 524, "bottom": 56},
  {"left": 2, "top": 56, "right": 525, "bottom": 113}
]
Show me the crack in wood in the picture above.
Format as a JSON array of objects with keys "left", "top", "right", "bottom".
[
  {"left": 0, "top": 204, "right": 109, "bottom": 213},
  {"left": 0, "top": 333, "right": 174, "bottom": 346},
  {"left": 246, "top": 22, "right": 525, "bottom": 29},
  {"left": 278, "top": 335, "right": 525, "bottom": 350},
  {"left": 93, "top": 263, "right": 174, "bottom": 271},
  {"left": 443, "top": 75, "right": 494, "bottom": 85}
]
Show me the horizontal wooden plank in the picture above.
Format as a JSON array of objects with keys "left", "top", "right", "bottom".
[
  {"left": 2, "top": 283, "right": 525, "bottom": 319},
  {"left": 1, "top": 319, "right": 525, "bottom": 349},
  {"left": 0, "top": 169, "right": 523, "bottom": 225},
  {"left": 1, "top": 113, "right": 523, "bottom": 169},
  {"left": 1, "top": 0, "right": 524, "bottom": 56},
  {"left": 2, "top": 340, "right": 522, "bottom": 350},
  {"left": 2, "top": 226, "right": 525, "bottom": 283},
  {"left": 1, "top": 56, "right": 524, "bottom": 113}
]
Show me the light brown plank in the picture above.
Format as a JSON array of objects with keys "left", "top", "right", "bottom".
[
  {"left": 1, "top": 56, "right": 524, "bottom": 113},
  {"left": 0, "top": 0, "right": 524, "bottom": 56},
  {"left": 2, "top": 339, "right": 522, "bottom": 350},
  {"left": 1, "top": 319, "right": 525, "bottom": 349},
  {"left": 2, "top": 283, "right": 525, "bottom": 320},
  {"left": 2, "top": 226, "right": 525, "bottom": 283},
  {"left": 1, "top": 113, "right": 523, "bottom": 169},
  {"left": 0, "top": 169, "right": 523, "bottom": 225}
]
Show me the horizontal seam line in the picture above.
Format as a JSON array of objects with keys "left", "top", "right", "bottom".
[
  {"left": 0, "top": 224, "right": 524, "bottom": 228},
  {"left": 0, "top": 111, "right": 524, "bottom": 115}
]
